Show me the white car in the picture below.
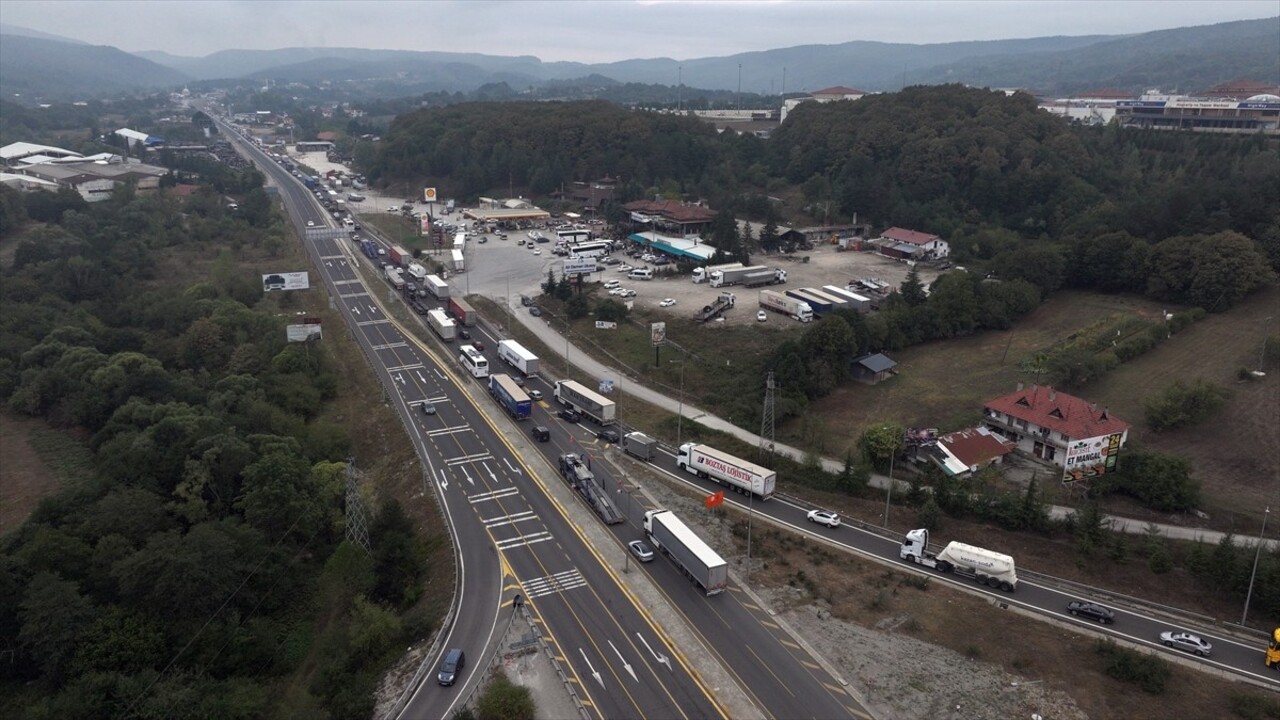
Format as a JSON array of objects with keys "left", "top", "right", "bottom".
[
  {"left": 757, "top": 310, "right": 768, "bottom": 322},
  {"left": 617, "top": 265, "right": 633, "bottom": 273},
  {"left": 807, "top": 509, "right": 841, "bottom": 528},
  {"left": 306, "top": 220, "right": 315, "bottom": 227},
  {"left": 659, "top": 298, "right": 676, "bottom": 307},
  {"left": 609, "top": 288, "right": 626, "bottom": 296},
  {"left": 620, "top": 289, "right": 636, "bottom": 298},
  {"left": 532, "top": 248, "right": 542, "bottom": 255},
  {"left": 528, "top": 389, "right": 543, "bottom": 401}
]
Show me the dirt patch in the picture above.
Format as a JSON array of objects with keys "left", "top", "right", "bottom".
[{"left": 0, "top": 413, "right": 70, "bottom": 535}]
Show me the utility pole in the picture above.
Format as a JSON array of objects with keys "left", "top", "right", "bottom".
[
  {"left": 737, "top": 64, "right": 743, "bottom": 111},
  {"left": 344, "top": 457, "right": 371, "bottom": 555}
]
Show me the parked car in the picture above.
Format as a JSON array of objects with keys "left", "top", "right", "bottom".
[
  {"left": 1067, "top": 601, "right": 1115, "bottom": 624},
  {"left": 806, "top": 509, "right": 841, "bottom": 528},
  {"left": 757, "top": 310, "right": 768, "bottom": 322},
  {"left": 628, "top": 540, "right": 655, "bottom": 563},
  {"left": 558, "top": 408, "right": 581, "bottom": 423},
  {"left": 659, "top": 298, "right": 676, "bottom": 307},
  {"left": 530, "top": 307, "right": 542, "bottom": 317},
  {"left": 1160, "top": 631, "right": 1212, "bottom": 657},
  {"left": 520, "top": 295, "right": 533, "bottom": 307}
]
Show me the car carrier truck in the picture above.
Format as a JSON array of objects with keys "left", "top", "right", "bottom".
[
  {"left": 676, "top": 443, "right": 776, "bottom": 499},
  {"left": 899, "top": 528, "right": 1018, "bottom": 592},
  {"left": 643, "top": 509, "right": 728, "bottom": 595}
]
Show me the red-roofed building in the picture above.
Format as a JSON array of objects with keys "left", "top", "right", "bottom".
[
  {"left": 928, "top": 426, "right": 1017, "bottom": 477},
  {"left": 877, "top": 226, "right": 949, "bottom": 260},
  {"left": 982, "top": 384, "right": 1130, "bottom": 469},
  {"left": 624, "top": 199, "right": 717, "bottom": 236}
]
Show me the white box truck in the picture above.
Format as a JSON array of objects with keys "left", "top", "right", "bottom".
[
  {"left": 759, "top": 289, "right": 813, "bottom": 322},
  {"left": 676, "top": 443, "right": 776, "bottom": 499},
  {"left": 899, "top": 528, "right": 1018, "bottom": 592},
  {"left": 426, "top": 308, "right": 456, "bottom": 342},
  {"left": 497, "top": 340, "right": 540, "bottom": 376},
  {"left": 643, "top": 509, "right": 728, "bottom": 596},
  {"left": 554, "top": 379, "right": 616, "bottom": 425},
  {"left": 424, "top": 275, "right": 450, "bottom": 300},
  {"left": 451, "top": 249, "right": 465, "bottom": 272},
  {"left": 406, "top": 262, "right": 428, "bottom": 281}
]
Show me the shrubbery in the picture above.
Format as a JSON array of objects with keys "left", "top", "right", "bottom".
[{"left": 1094, "top": 639, "right": 1171, "bottom": 694}]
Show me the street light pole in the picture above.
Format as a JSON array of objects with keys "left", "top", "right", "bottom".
[
  {"left": 1243, "top": 505, "right": 1271, "bottom": 626},
  {"left": 884, "top": 451, "right": 896, "bottom": 529},
  {"left": 669, "top": 358, "right": 685, "bottom": 447}
]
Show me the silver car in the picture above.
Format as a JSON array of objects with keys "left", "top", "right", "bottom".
[
  {"left": 1159, "top": 630, "right": 1211, "bottom": 657},
  {"left": 628, "top": 540, "right": 654, "bottom": 563}
]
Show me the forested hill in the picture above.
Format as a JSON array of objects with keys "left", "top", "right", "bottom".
[
  {"left": 366, "top": 87, "right": 1278, "bottom": 264},
  {"left": 368, "top": 100, "right": 728, "bottom": 199}
]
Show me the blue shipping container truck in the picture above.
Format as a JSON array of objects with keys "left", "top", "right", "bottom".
[{"left": 489, "top": 374, "right": 532, "bottom": 420}]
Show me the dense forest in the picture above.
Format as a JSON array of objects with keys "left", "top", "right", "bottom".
[{"left": 0, "top": 185, "right": 428, "bottom": 718}]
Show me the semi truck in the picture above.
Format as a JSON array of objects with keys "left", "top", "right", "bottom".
[
  {"left": 741, "top": 268, "right": 788, "bottom": 288},
  {"left": 1267, "top": 628, "right": 1280, "bottom": 670},
  {"left": 553, "top": 379, "right": 616, "bottom": 426},
  {"left": 451, "top": 249, "right": 464, "bottom": 272},
  {"left": 643, "top": 509, "right": 728, "bottom": 596},
  {"left": 489, "top": 374, "right": 532, "bottom": 420},
  {"left": 899, "top": 528, "right": 1018, "bottom": 592},
  {"left": 497, "top": 340, "right": 540, "bottom": 376},
  {"left": 559, "top": 453, "right": 624, "bottom": 525},
  {"left": 384, "top": 266, "right": 406, "bottom": 291},
  {"left": 389, "top": 245, "right": 411, "bottom": 267},
  {"left": 710, "top": 264, "right": 768, "bottom": 288},
  {"left": 424, "top": 275, "right": 450, "bottom": 300},
  {"left": 695, "top": 292, "right": 736, "bottom": 323},
  {"left": 692, "top": 262, "right": 744, "bottom": 284},
  {"left": 759, "top": 289, "right": 814, "bottom": 322},
  {"left": 621, "top": 432, "right": 658, "bottom": 461},
  {"left": 676, "top": 443, "right": 776, "bottom": 499},
  {"left": 426, "top": 309, "right": 456, "bottom": 342},
  {"left": 448, "top": 297, "right": 477, "bottom": 327}
]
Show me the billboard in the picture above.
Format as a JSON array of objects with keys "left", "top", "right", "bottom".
[
  {"left": 1062, "top": 432, "right": 1124, "bottom": 483},
  {"left": 420, "top": 215, "right": 431, "bottom": 233},
  {"left": 262, "top": 271, "right": 310, "bottom": 292},
  {"left": 595, "top": 321, "right": 617, "bottom": 330},
  {"left": 423, "top": 187, "right": 437, "bottom": 202},
  {"left": 563, "top": 257, "right": 597, "bottom": 276},
  {"left": 286, "top": 322, "right": 322, "bottom": 342},
  {"left": 650, "top": 322, "right": 666, "bottom": 347}
]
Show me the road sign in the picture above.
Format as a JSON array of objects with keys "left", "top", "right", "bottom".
[
  {"left": 424, "top": 187, "right": 437, "bottom": 202},
  {"left": 563, "top": 257, "right": 596, "bottom": 276}
]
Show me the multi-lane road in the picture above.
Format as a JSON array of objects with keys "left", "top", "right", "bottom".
[{"left": 213, "top": 114, "right": 1276, "bottom": 720}]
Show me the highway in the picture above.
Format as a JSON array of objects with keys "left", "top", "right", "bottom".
[{"left": 212, "top": 117, "right": 735, "bottom": 720}]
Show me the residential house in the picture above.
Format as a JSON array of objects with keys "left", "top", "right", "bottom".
[{"left": 982, "top": 384, "right": 1130, "bottom": 475}]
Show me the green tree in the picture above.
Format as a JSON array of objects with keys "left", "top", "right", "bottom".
[
  {"left": 566, "top": 294, "right": 590, "bottom": 319},
  {"left": 475, "top": 669, "right": 536, "bottom": 720},
  {"left": 595, "top": 299, "right": 629, "bottom": 323},
  {"left": 899, "top": 267, "right": 927, "bottom": 307},
  {"left": 917, "top": 496, "right": 942, "bottom": 531},
  {"left": 18, "top": 572, "right": 97, "bottom": 679},
  {"left": 1146, "top": 231, "right": 1274, "bottom": 311},
  {"left": 857, "top": 422, "right": 904, "bottom": 473},
  {"left": 348, "top": 595, "right": 402, "bottom": 663},
  {"left": 1143, "top": 379, "right": 1230, "bottom": 431}
]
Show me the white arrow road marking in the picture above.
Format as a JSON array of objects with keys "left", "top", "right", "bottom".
[
  {"left": 366, "top": 305, "right": 378, "bottom": 315},
  {"left": 579, "top": 649, "right": 604, "bottom": 689},
  {"left": 482, "top": 461, "right": 498, "bottom": 483},
  {"left": 350, "top": 305, "right": 362, "bottom": 315},
  {"left": 504, "top": 458, "right": 523, "bottom": 475},
  {"left": 461, "top": 467, "right": 475, "bottom": 486},
  {"left": 609, "top": 641, "right": 637, "bottom": 682},
  {"left": 395, "top": 373, "right": 405, "bottom": 385},
  {"left": 434, "top": 368, "right": 447, "bottom": 380},
  {"left": 416, "top": 369, "right": 428, "bottom": 383},
  {"left": 636, "top": 633, "right": 671, "bottom": 671},
  {"left": 437, "top": 468, "right": 448, "bottom": 492}
]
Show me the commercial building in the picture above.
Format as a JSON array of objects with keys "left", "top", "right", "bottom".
[
  {"left": 781, "top": 86, "right": 869, "bottom": 123},
  {"left": 876, "top": 227, "right": 949, "bottom": 260},
  {"left": 627, "top": 231, "right": 719, "bottom": 262},
  {"left": 12, "top": 157, "right": 168, "bottom": 202},
  {"left": 624, "top": 199, "right": 718, "bottom": 237},
  {"left": 982, "top": 384, "right": 1130, "bottom": 476},
  {"left": 1115, "top": 91, "right": 1280, "bottom": 134}
]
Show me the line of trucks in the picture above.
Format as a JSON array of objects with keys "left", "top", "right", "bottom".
[
  {"left": 756, "top": 285, "right": 876, "bottom": 323},
  {"left": 691, "top": 262, "right": 789, "bottom": 289}
]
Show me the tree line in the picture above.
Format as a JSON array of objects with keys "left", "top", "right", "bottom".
[{"left": 0, "top": 184, "right": 428, "bottom": 718}]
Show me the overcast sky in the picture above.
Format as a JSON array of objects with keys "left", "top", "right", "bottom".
[{"left": 3, "top": 0, "right": 1275, "bottom": 62}]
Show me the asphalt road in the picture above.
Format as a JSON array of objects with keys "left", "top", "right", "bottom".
[{"left": 212, "top": 118, "right": 733, "bottom": 720}]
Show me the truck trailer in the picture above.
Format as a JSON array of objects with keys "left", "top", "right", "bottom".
[
  {"left": 823, "top": 285, "right": 872, "bottom": 313},
  {"left": 497, "top": 340, "right": 540, "bottom": 376},
  {"left": 451, "top": 249, "right": 465, "bottom": 273},
  {"left": 384, "top": 266, "right": 406, "bottom": 291},
  {"left": 424, "top": 275, "right": 450, "bottom": 300},
  {"left": 448, "top": 296, "right": 477, "bottom": 327},
  {"left": 741, "top": 268, "right": 788, "bottom": 288},
  {"left": 489, "top": 374, "right": 532, "bottom": 420},
  {"left": 553, "top": 379, "right": 616, "bottom": 425},
  {"left": 621, "top": 432, "right": 658, "bottom": 461},
  {"left": 759, "top": 289, "right": 814, "bottom": 322},
  {"left": 899, "top": 528, "right": 1018, "bottom": 592},
  {"left": 389, "top": 245, "right": 411, "bottom": 267},
  {"left": 692, "top": 262, "right": 744, "bottom": 284},
  {"left": 426, "top": 309, "right": 456, "bottom": 342},
  {"left": 786, "top": 289, "right": 835, "bottom": 315},
  {"left": 643, "top": 510, "right": 728, "bottom": 596},
  {"left": 710, "top": 265, "right": 768, "bottom": 288},
  {"left": 677, "top": 443, "right": 776, "bottom": 499}
]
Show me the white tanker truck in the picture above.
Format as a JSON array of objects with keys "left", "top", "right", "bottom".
[{"left": 899, "top": 528, "right": 1018, "bottom": 592}]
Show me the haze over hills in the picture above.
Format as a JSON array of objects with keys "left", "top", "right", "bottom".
[{"left": 1, "top": 17, "right": 1275, "bottom": 103}]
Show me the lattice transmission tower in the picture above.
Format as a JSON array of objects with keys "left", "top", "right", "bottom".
[{"left": 344, "top": 457, "right": 371, "bottom": 555}]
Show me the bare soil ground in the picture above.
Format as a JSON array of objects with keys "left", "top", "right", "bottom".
[{"left": 0, "top": 413, "right": 77, "bottom": 536}]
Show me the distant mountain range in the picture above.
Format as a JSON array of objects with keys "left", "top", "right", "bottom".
[{"left": 1, "top": 17, "right": 1276, "bottom": 104}]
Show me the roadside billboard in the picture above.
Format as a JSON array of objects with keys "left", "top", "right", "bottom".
[
  {"left": 563, "top": 257, "right": 596, "bottom": 276},
  {"left": 262, "top": 271, "right": 310, "bottom": 292},
  {"left": 424, "top": 187, "right": 437, "bottom": 202},
  {"left": 650, "top": 322, "right": 666, "bottom": 347},
  {"left": 286, "top": 322, "right": 322, "bottom": 342},
  {"left": 1062, "top": 432, "right": 1124, "bottom": 483}
]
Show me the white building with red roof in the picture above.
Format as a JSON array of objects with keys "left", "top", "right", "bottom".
[
  {"left": 877, "top": 226, "right": 950, "bottom": 260},
  {"left": 982, "top": 384, "right": 1130, "bottom": 476}
]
